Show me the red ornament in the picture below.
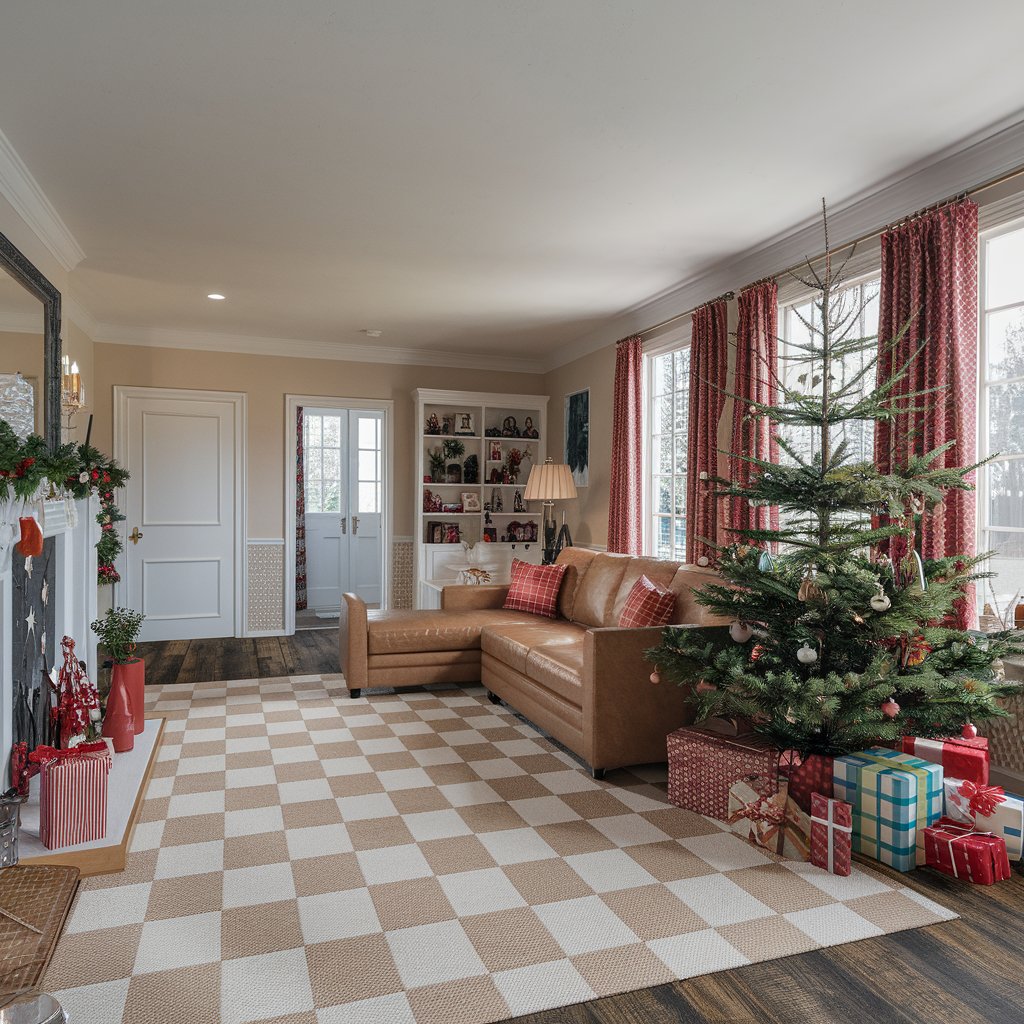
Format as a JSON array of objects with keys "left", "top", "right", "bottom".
[
  {"left": 750, "top": 644, "right": 765, "bottom": 662},
  {"left": 881, "top": 698, "right": 900, "bottom": 719},
  {"left": 962, "top": 722, "right": 978, "bottom": 739}
]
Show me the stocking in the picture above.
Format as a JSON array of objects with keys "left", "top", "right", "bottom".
[{"left": 16, "top": 516, "right": 43, "bottom": 558}]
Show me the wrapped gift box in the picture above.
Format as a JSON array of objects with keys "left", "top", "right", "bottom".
[
  {"left": 726, "top": 776, "right": 810, "bottom": 860},
  {"left": 667, "top": 727, "right": 780, "bottom": 820},
  {"left": 832, "top": 747, "right": 943, "bottom": 872},
  {"left": 784, "top": 753, "right": 834, "bottom": 814},
  {"left": 920, "top": 816, "right": 1011, "bottom": 885},
  {"left": 901, "top": 735, "right": 989, "bottom": 786},
  {"left": 37, "top": 746, "right": 111, "bottom": 849},
  {"left": 943, "top": 777, "right": 1023, "bottom": 862},
  {"left": 810, "top": 792, "right": 853, "bottom": 875}
]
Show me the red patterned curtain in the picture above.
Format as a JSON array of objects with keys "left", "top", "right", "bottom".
[
  {"left": 607, "top": 335, "right": 644, "bottom": 554},
  {"left": 295, "top": 407, "right": 308, "bottom": 610},
  {"left": 726, "top": 280, "right": 779, "bottom": 543},
  {"left": 874, "top": 199, "right": 979, "bottom": 628},
  {"left": 686, "top": 299, "right": 728, "bottom": 564}
]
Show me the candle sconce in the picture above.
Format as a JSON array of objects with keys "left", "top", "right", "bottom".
[{"left": 61, "top": 354, "right": 86, "bottom": 432}]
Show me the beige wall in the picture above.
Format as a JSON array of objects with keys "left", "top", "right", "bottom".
[
  {"left": 91, "top": 343, "right": 546, "bottom": 538},
  {"left": 543, "top": 343, "right": 615, "bottom": 548}
]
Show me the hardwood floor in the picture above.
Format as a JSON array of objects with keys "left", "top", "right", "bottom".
[{"left": 135, "top": 633, "right": 1023, "bottom": 1024}]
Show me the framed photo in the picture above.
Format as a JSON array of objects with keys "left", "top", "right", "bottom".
[
  {"left": 428, "top": 521, "right": 444, "bottom": 544},
  {"left": 442, "top": 414, "right": 455, "bottom": 435},
  {"left": 461, "top": 491, "right": 481, "bottom": 512},
  {"left": 483, "top": 527, "right": 497, "bottom": 542},
  {"left": 489, "top": 440, "right": 502, "bottom": 462},
  {"left": 455, "top": 411, "right": 475, "bottom": 435},
  {"left": 565, "top": 387, "right": 589, "bottom": 487},
  {"left": 442, "top": 502, "right": 464, "bottom": 514},
  {"left": 444, "top": 522, "right": 461, "bottom": 544}
]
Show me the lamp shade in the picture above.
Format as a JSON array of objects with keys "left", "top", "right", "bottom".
[{"left": 522, "top": 459, "right": 577, "bottom": 502}]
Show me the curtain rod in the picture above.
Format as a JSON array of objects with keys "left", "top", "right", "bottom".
[{"left": 637, "top": 161, "right": 1024, "bottom": 341}]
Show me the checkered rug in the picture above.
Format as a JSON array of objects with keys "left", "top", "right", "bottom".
[{"left": 44, "top": 675, "right": 955, "bottom": 1024}]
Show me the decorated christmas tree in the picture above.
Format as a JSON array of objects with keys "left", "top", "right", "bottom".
[{"left": 649, "top": 205, "right": 1019, "bottom": 757}]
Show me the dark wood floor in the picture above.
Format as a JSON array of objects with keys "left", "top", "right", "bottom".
[{"left": 137, "top": 633, "right": 1023, "bottom": 1024}]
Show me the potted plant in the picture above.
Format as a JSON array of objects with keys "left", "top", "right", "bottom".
[
  {"left": 443, "top": 438, "right": 465, "bottom": 483},
  {"left": 428, "top": 447, "right": 446, "bottom": 484},
  {"left": 92, "top": 607, "right": 146, "bottom": 737}
]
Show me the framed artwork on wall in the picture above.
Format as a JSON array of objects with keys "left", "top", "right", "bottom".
[{"left": 565, "top": 387, "right": 589, "bottom": 487}]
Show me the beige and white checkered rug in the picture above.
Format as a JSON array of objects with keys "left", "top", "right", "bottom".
[{"left": 44, "top": 675, "right": 954, "bottom": 1024}]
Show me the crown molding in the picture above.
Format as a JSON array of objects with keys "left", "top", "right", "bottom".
[
  {"left": 0, "top": 128, "right": 85, "bottom": 272},
  {"left": 544, "top": 109, "right": 1024, "bottom": 372},
  {"left": 94, "top": 323, "right": 547, "bottom": 374}
]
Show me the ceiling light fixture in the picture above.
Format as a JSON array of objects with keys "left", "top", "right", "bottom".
[
  {"left": 362, "top": 328, "right": 383, "bottom": 338},
  {"left": 207, "top": 293, "right": 226, "bottom": 301}
]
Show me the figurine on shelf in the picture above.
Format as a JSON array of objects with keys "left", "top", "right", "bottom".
[
  {"left": 425, "top": 413, "right": 441, "bottom": 435},
  {"left": 423, "top": 489, "right": 443, "bottom": 513},
  {"left": 513, "top": 489, "right": 525, "bottom": 513},
  {"left": 501, "top": 415, "right": 520, "bottom": 438},
  {"left": 489, "top": 468, "right": 502, "bottom": 483},
  {"left": 522, "top": 416, "right": 539, "bottom": 439},
  {"left": 485, "top": 426, "right": 501, "bottom": 438},
  {"left": 491, "top": 488, "right": 504, "bottom": 512}
]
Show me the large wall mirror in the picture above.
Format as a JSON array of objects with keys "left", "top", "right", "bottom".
[{"left": 0, "top": 230, "right": 62, "bottom": 756}]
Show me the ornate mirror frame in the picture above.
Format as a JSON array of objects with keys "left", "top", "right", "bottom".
[{"left": 0, "top": 230, "right": 62, "bottom": 449}]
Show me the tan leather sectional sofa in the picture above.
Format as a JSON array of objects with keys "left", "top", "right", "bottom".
[{"left": 340, "top": 549, "right": 726, "bottom": 776}]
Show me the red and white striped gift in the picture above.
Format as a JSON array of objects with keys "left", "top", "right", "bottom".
[{"left": 38, "top": 748, "right": 111, "bottom": 849}]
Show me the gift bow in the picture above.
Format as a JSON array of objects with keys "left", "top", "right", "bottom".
[
  {"left": 28, "top": 741, "right": 108, "bottom": 765},
  {"left": 727, "top": 781, "right": 787, "bottom": 852},
  {"left": 957, "top": 780, "right": 1006, "bottom": 818}
]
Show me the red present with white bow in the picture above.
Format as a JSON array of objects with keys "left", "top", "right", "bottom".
[
  {"left": 726, "top": 776, "right": 810, "bottom": 860},
  {"left": 901, "top": 735, "right": 989, "bottom": 786},
  {"left": 809, "top": 792, "right": 852, "bottom": 875},
  {"left": 920, "top": 816, "right": 1011, "bottom": 885},
  {"left": 33, "top": 743, "right": 111, "bottom": 850},
  {"left": 943, "top": 777, "right": 1023, "bottom": 862}
]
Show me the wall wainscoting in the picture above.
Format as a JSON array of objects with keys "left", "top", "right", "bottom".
[
  {"left": 247, "top": 539, "right": 285, "bottom": 634},
  {"left": 391, "top": 536, "right": 414, "bottom": 609}
]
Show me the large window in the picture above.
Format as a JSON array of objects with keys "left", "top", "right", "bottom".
[
  {"left": 647, "top": 346, "right": 691, "bottom": 559},
  {"left": 304, "top": 412, "right": 343, "bottom": 513},
  {"left": 778, "top": 276, "right": 880, "bottom": 468},
  {"left": 979, "top": 221, "right": 1024, "bottom": 610}
]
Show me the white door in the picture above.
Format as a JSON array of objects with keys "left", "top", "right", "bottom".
[
  {"left": 118, "top": 389, "right": 240, "bottom": 641},
  {"left": 303, "top": 409, "right": 382, "bottom": 609}
]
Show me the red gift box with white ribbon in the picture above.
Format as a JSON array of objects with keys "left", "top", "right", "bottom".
[
  {"left": 901, "top": 734, "right": 989, "bottom": 786},
  {"left": 33, "top": 743, "right": 112, "bottom": 850},
  {"left": 809, "top": 792, "right": 853, "bottom": 875},
  {"left": 921, "top": 816, "right": 1011, "bottom": 885}
]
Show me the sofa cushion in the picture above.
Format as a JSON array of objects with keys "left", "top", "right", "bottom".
[
  {"left": 667, "top": 564, "right": 731, "bottom": 625},
  {"left": 366, "top": 608, "right": 541, "bottom": 655},
  {"left": 618, "top": 574, "right": 676, "bottom": 628},
  {"left": 504, "top": 559, "right": 568, "bottom": 618},
  {"left": 525, "top": 643, "right": 584, "bottom": 704},
  {"left": 609, "top": 556, "right": 683, "bottom": 625},
  {"left": 571, "top": 553, "right": 631, "bottom": 627},
  {"left": 481, "top": 621, "right": 586, "bottom": 676},
  {"left": 553, "top": 548, "right": 596, "bottom": 621}
]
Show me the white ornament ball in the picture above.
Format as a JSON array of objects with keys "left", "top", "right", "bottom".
[
  {"left": 796, "top": 642, "right": 818, "bottom": 665},
  {"left": 649, "top": 670, "right": 661, "bottom": 685},
  {"left": 870, "top": 590, "right": 891, "bottom": 612},
  {"left": 729, "top": 620, "right": 754, "bottom": 643},
  {"left": 697, "top": 555, "right": 710, "bottom": 567}
]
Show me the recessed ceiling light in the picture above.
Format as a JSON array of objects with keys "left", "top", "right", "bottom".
[
  {"left": 207, "top": 293, "right": 226, "bottom": 301},
  {"left": 362, "top": 328, "right": 383, "bottom": 338}
]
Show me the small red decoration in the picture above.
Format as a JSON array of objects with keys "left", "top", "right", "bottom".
[
  {"left": 750, "top": 644, "right": 765, "bottom": 661},
  {"left": 52, "top": 636, "right": 101, "bottom": 748},
  {"left": 16, "top": 516, "right": 43, "bottom": 558},
  {"left": 881, "top": 698, "right": 900, "bottom": 718},
  {"left": 962, "top": 723, "right": 978, "bottom": 739}
]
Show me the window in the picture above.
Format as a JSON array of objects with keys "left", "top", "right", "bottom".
[
  {"left": 778, "top": 276, "right": 880, "bottom": 468},
  {"left": 979, "top": 221, "right": 1024, "bottom": 611},
  {"left": 646, "top": 346, "right": 691, "bottom": 559},
  {"left": 304, "top": 412, "right": 343, "bottom": 513},
  {"left": 356, "top": 415, "right": 382, "bottom": 514}
]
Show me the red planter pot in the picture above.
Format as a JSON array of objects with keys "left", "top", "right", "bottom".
[
  {"left": 112, "top": 659, "right": 146, "bottom": 735},
  {"left": 102, "top": 670, "right": 135, "bottom": 753}
]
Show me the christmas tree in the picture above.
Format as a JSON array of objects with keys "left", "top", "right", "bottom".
[{"left": 649, "top": 204, "right": 1019, "bottom": 757}]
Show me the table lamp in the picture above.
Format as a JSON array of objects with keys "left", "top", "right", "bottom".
[{"left": 522, "top": 458, "right": 577, "bottom": 564}]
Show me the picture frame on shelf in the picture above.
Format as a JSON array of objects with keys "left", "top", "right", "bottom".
[
  {"left": 489, "top": 440, "right": 502, "bottom": 462},
  {"left": 441, "top": 502, "right": 464, "bottom": 513},
  {"left": 461, "top": 491, "right": 481, "bottom": 512},
  {"left": 442, "top": 414, "right": 455, "bottom": 435},
  {"left": 444, "top": 523, "right": 461, "bottom": 544},
  {"left": 455, "top": 412, "right": 475, "bottom": 435},
  {"left": 483, "top": 527, "right": 497, "bottom": 542},
  {"left": 522, "top": 415, "right": 539, "bottom": 439},
  {"left": 428, "top": 522, "right": 444, "bottom": 544}
]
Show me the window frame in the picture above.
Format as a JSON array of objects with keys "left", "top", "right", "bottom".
[{"left": 303, "top": 410, "right": 345, "bottom": 515}]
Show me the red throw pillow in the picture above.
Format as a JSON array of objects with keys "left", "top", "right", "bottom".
[
  {"left": 503, "top": 558, "right": 568, "bottom": 618},
  {"left": 618, "top": 574, "right": 676, "bottom": 628}
]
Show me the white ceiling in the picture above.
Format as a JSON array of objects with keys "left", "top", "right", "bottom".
[{"left": 1, "top": 1, "right": 1024, "bottom": 365}]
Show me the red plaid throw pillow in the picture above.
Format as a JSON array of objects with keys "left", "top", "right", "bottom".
[
  {"left": 618, "top": 574, "right": 676, "bottom": 628},
  {"left": 503, "top": 559, "right": 568, "bottom": 618}
]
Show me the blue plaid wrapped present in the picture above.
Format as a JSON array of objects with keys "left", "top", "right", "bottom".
[{"left": 832, "top": 747, "right": 943, "bottom": 872}]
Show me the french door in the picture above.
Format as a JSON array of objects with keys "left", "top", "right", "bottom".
[{"left": 303, "top": 408, "right": 383, "bottom": 610}]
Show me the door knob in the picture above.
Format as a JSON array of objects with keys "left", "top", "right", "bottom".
[
  {"left": 352, "top": 515, "right": 359, "bottom": 535},
  {"left": 129, "top": 527, "right": 144, "bottom": 545}
]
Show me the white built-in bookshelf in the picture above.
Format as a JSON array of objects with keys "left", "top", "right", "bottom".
[{"left": 413, "top": 388, "right": 549, "bottom": 607}]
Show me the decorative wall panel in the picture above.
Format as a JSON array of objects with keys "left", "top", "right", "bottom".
[
  {"left": 391, "top": 537, "right": 413, "bottom": 609},
  {"left": 247, "top": 541, "right": 284, "bottom": 633}
]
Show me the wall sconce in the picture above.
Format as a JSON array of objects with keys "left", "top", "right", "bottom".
[{"left": 61, "top": 354, "right": 86, "bottom": 430}]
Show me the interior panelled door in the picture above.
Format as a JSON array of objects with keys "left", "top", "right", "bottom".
[
  {"left": 304, "top": 409, "right": 382, "bottom": 610},
  {"left": 122, "top": 391, "right": 238, "bottom": 641}
]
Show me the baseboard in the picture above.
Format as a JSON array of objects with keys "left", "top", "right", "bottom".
[{"left": 244, "top": 629, "right": 289, "bottom": 638}]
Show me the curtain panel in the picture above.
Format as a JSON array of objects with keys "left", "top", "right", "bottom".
[
  {"left": 874, "top": 198, "right": 979, "bottom": 628},
  {"left": 607, "top": 335, "right": 644, "bottom": 554},
  {"left": 726, "top": 280, "right": 780, "bottom": 544},
  {"left": 686, "top": 300, "right": 729, "bottom": 565},
  {"left": 295, "top": 406, "right": 308, "bottom": 611}
]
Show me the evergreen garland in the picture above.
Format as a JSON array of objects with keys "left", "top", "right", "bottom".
[{"left": 64, "top": 443, "right": 130, "bottom": 586}]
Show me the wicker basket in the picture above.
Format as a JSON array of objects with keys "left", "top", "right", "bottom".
[{"left": 980, "top": 681, "right": 1024, "bottom": 774}]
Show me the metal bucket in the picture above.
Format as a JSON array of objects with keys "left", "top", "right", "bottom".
[
  {"left": 0, "top": 797, "right": 21, "bottom": 869},
  {"left": 0, "top": 993, "right": 65, "bottom": 1023}
]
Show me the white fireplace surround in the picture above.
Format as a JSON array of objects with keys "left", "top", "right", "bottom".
[{"left": 0, "top": 496, "right": 100, "bottom": 782}]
